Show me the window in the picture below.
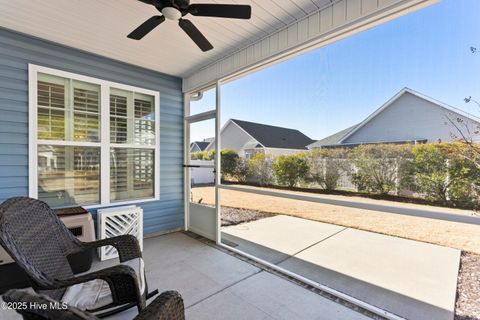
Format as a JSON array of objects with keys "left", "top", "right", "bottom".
[
  {"left": 29, "top": 65, "right": 160, "bottom": 208},
  {"left": 109, "top": 88, "right": 156, "bottom": 202}
]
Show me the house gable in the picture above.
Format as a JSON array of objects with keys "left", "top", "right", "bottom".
[
  {"left": 208, "top": 120, "right": 261, "bottom": 156},
  {"left": 341, "top": 90, "right": 480, "bottom": 144}
]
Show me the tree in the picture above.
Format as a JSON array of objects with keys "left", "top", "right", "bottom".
[
  {"left": 273, "top": 154, "right": 309, "bottom": 187},
  {"left": 446, "top": 46, "right": 480, "bottom": 170}
]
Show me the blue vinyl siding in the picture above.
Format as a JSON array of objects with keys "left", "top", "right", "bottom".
[{"left": 0, "top": 27, "right": 184, "bottom": 235}]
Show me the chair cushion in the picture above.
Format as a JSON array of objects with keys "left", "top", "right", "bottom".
[{"left": 61, "top": 257, "right": 145, "bottom": 311}]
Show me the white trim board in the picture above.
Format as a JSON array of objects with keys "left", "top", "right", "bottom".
[{"left": 28, "top": 64, "right": 161, "bottom": 208}]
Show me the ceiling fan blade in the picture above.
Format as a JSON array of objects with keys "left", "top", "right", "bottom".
[
  {"left": 127, "top": 15, "right": 165, "bottom": 40},
  {"left": 179, "top": 19, "right": 213, "bottom": 52},
  {"left": 137, "top": 0, "right": 156, "bottom": 5},
  {"left": 188, "top": 4, "right": 251, "bottom": 19}
]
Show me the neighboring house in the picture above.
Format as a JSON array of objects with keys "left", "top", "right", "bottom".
[
  {"left": 308, "top": 88, "right": 480, "bottom": 149},
  {"left": 190, "top": 141, "right": 211, "bottom": 153},
  {"left": 207, "top": 119, "right": 315, "bottom": 159}
]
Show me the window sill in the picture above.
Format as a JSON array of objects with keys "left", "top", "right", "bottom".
[{"left": 84, "top": 197, "right": 160, "bottom": 210}]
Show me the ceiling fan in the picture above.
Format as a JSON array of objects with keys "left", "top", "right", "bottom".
[{"left": 129, "top": 0, "right": 252, "bottom": 52}]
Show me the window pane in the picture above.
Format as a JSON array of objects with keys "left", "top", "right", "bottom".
[
  {"left": 73, "top": 80, "right": 100, "bottom": 142},
  {"left": 38, "top": 107, "right": 65, "bottom": 140},
  {"left": 37, "top": 74, "right": 100, "bottom": 142},
  {"left": 37, "top": 74, "right": 67, "bottom": 140},
  {"left": 38, "top": 145, "right": 100, "bottom": 207},
  {"left": 110, "top": 88, "right": 155, "bottom": 145},
  {"left": 134, "top": 93, "right": 155, "bottom": 145},
  {"left": 110, "top": 148, "right": 154, "bottom": 201}
]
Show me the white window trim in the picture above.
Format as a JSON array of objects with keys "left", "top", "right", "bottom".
[{"left": 28, "top": 64, "right": 160, "bottom": 208}]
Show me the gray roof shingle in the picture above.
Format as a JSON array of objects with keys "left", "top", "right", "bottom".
[
  {"left": 308, "top": 124, "right": 359, "bottom": 148},
  {"left": 231, "top": 119, "right": 315, "bottom": 150}
]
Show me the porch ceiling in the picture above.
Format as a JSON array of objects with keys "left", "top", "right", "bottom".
[{"left": 0, "top": 0, "right": 332, "bottom": 78}]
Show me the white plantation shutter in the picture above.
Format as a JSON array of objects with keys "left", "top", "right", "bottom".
[
  {"left": 37, "top": 80, "right": 66, "bottom": 140},
  {"left": 109, "top": 89, "right": 156, "bottom": 202},
  {"left": 73, "top": 83, "right": 100, "bottom": 142},
  {"left": 110, "top": 94, "right": 128, "bottom": 143},
  {"left": 110, "top": 148, "right": 155, "bottom": 201},
  {"left": 37, "top": 73, "right": 101, "bottom": 207},
  {"left": 134, "top": 95, "right": 155, "bottom": 145}
]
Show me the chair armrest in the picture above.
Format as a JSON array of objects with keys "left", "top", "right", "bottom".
[
  {"left": 83, "top": 235, "right": 142, "bottom": 262},
  {"left": 134, "top": 291, "right": 185, "bottom": 320},
  {"left": 50, "top": 265, "right": 145, "bottom": 308}
]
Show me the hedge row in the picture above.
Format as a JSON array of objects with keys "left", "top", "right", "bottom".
[{"left": 192, "top": 143, "right": 480, "bottom": 208}]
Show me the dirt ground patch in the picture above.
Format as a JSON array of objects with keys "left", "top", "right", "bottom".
[
  {"left": 221, "top": 207, "right": 275, "bottom": 226},
  {"left": 192, "top": 186, "right": 480, "bottom": 254}
]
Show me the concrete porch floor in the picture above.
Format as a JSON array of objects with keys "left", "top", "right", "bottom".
[
  {"left": 1, "top": 232, "right": 370, "bottom": 320},
  {"left": 222, "top": 215, "right": 461, "bottom": 320}
]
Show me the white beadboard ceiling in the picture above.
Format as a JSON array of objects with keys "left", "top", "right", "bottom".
[{"left": 0, "top": 0, "right": 334, "bottom": 77}]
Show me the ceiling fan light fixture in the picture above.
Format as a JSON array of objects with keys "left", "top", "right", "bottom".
[{"left": 161, "top": 7, "right": 182, "bottom": 21}]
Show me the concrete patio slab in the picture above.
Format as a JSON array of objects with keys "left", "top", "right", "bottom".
[
  {"left": 1, "top": 232, "right": 369, "bottom": 320},
  {"left": 222, "top": 215, "right": 345, "bottom": 264},
  {"left": 223, "top": 215, "right": 461, "bottom": 320},
  {"left": 187, "top": 271, "right": 370, "bottom": 320}
]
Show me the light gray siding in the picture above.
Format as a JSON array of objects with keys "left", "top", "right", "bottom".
[
  {"left": 0, "top": 27, "right": 184, "bottom": 235},
  {"left": 343, "top": 92, "right": 480, "bottom": 144},
  {"left": 212, "top": 121, "right": 259, "bottom": 157}
]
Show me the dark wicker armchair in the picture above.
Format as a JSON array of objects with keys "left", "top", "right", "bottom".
[
  {"left": 3, "top": 289, "right": 185, "bottom": 320},
  {"left": 0, "top": 197, "right": 158, "bottom": 317}
]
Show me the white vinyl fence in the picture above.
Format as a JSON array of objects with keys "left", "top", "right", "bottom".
[{"left": 190, "top": 160, "right": 215, "bottom": 185}]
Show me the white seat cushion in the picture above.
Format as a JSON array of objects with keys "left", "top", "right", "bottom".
[{"left": 62, "top": 257, "right": 145, "bottom": 311}]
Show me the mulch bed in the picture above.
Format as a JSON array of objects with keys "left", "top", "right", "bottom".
[
  {"left": 221, "top": 206, "right": 275, "bottom": 226},
  {"left": 455, "top": 252, "right": 480, "bottom": 320}
]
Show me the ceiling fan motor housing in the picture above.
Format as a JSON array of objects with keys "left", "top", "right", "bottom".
[{"left": 161, "top": 7, "right": 182, "bottom": 20}]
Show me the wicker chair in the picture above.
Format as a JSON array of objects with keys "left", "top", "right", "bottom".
[
  {"left": 0, "top": 197, "right": 158, "bottom": 317},
  {"left": 3, "top": 289, "right": 185, "bottom": 320}
]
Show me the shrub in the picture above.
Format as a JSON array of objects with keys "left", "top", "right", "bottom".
[
  {"left": 304, "top": 148, "right": 349, "bottom": 191},
  {"left": 349, "top": 144, "right": 412, "bottom": 194},
  {"left": 233, "top": 157, "right": 249, "bottom": 183},
  {"left": 453, "top": 143, "right": 480, "bottom": 207},
  {"left": 402, "top": 144, "right": 449, "bottom": 202},
  {"left": 273, "top": 154, "right": 309, "bottom": 187},
  {"left": 220, "top": 149, "right": 239, "bottom": 179},
  {"left": 247, "top": 153, "right": 274, "bottom": 186},
  {"left": 191, "top": 150, "right": 214, "bottom": 160},
  {"left": 404, "top": 143, "right": 480, "bottom": 207}
]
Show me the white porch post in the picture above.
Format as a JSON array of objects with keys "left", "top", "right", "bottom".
[{"left": 215, "top": 81, "right": 221, "bottom": 243}]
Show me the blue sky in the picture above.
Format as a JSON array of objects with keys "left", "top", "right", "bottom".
[{"left": 190, "top": 0, "right": 480, "bottom": 142}]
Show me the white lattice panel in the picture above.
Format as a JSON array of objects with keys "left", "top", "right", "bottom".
[{"left": 97, "top": 205, "right": 143, "bottom": 261}]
